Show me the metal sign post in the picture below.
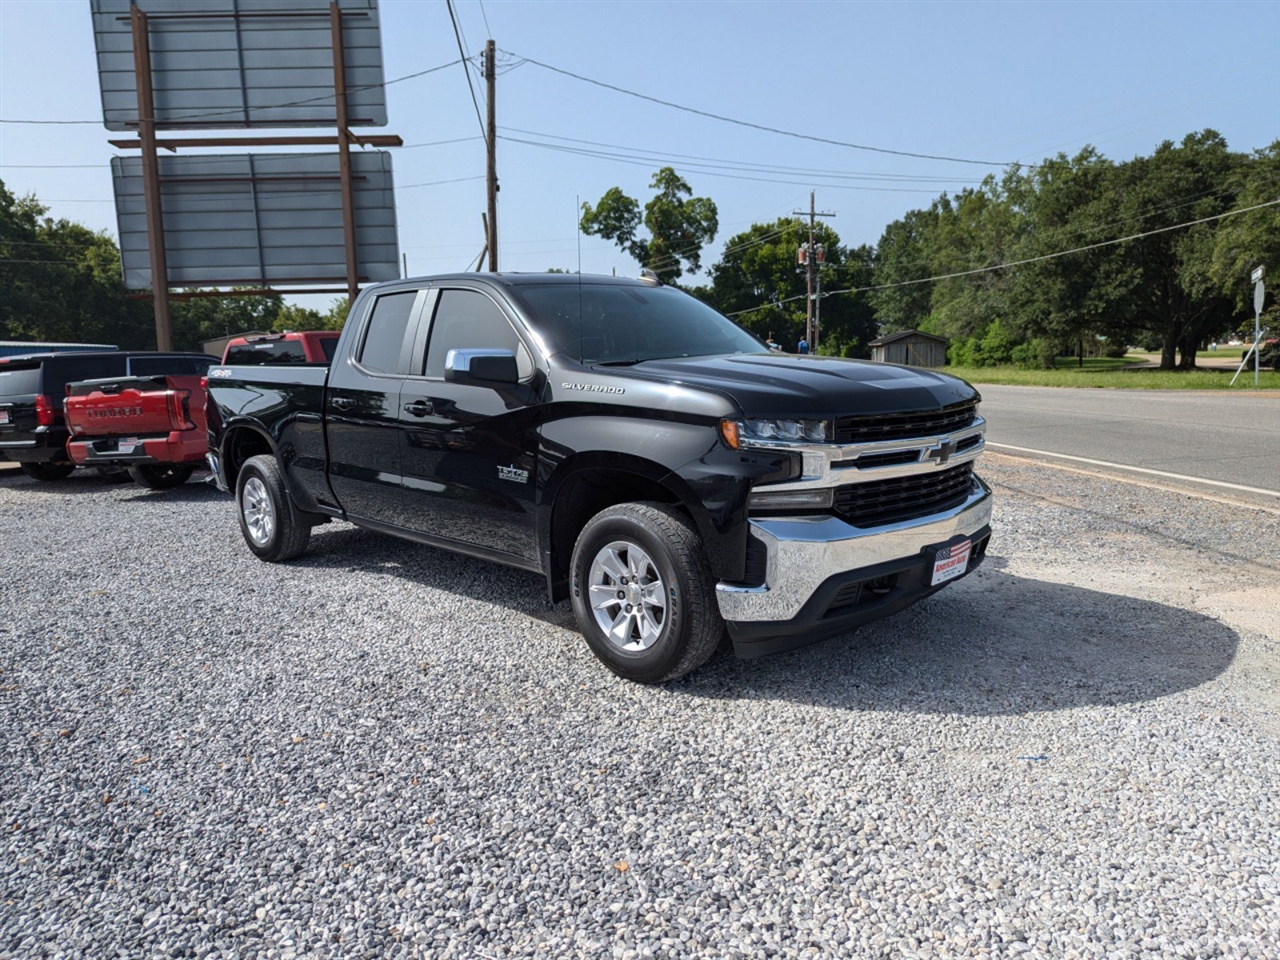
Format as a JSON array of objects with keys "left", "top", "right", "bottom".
[{"left": 1230, "top": 265, "right": 1266, "bottom": 387}]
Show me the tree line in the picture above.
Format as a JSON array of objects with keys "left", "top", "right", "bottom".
[
  {"left": 582, "top": 131, "right": 1277, "bottom": 369},
  {"left": 3, "top": 129, "right": 1275, "bottom": 368}
]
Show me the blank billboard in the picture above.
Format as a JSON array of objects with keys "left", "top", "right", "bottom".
[
  {"left": 111, "top": 151, "right": 400, "bottom": 289},
  {"left": 91, "top": 0, "right": 388, "bottom": 131}
]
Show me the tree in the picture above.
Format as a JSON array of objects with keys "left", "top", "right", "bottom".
[
  {"left": 1210, "top": 140, "right": 1280, "bottom": 319},
  {"left": 870, "top": 207, "right": 940, "bottom": 333},
  {"left": 0, "top": 180, "right": 152, "bottom": 348},
  {"left": 580, "top": 168, "right": 718, "bottom": 281}
]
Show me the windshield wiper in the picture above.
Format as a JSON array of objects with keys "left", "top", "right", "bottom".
[{"left": 593, "top": 358, "right": 648, "bottom": 367}]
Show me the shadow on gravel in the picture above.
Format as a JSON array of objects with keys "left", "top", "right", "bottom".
[
  {"left": 294, "top": 524, "right": 577, "bottom": 630},
  {"left": 673, "top": 565, "right": 1241, "bottom": 716},
  {"left": 117, "top": 482, "right": 226, "bottom": 504},
  {"left": 292, "top": 526, "right": 1238, "bottom": 715}
]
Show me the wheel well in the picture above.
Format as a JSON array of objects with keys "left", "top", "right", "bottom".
[
  {"left": 222, "top": 426, "right": 274, "bottom": 484},
  {"left": 547, "top": 468, "right": 683, "bottom": 603}
]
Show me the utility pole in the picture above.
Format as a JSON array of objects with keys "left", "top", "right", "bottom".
[
  {"left": 793, "top": 192, "right": 835, "bottom": 348},
  {"left": 483, "top": 39, "right": 498, "bottom": 272}
]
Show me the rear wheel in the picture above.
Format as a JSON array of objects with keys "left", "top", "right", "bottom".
[
  {"left": 570, "top": 502, "right": 723, "bottom": 683},
  {"left": 20, "top": 462, "right": 74, "bottom": 482},
  {"left": 129, "top": 464, "right": 195, "bottom": 490},
  {"left": 235, "top": 454, "right": 310, "bottom": 562}
]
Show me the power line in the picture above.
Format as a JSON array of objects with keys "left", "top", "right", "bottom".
[
  {"left": 504, "top": 137, "right": 969, "bottom": 194},
  {"left": 504, "top": 52, "right": 1011, "bottom": 167},
  {"left": 723, "top": 199, "right": 1280, "bottom": 316},
  {"left": 505, "top": 127, "right": 988, "bottom": 184},
  {"left": 446, "top": 0, "right": 487, "bottom": 141},
  {"left": 478, "top": 0, "right": 494, "bottom": 39}
]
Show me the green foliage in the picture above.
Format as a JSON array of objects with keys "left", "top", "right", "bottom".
[
  {"left": 580, "top": 168, "right": 718, "bottom": 281},
  {"left": 0, "top": 180, "right": 152, "bottom": 348},
  {"left": 706, "top": 218, "right": 877, "bottom": 356}
]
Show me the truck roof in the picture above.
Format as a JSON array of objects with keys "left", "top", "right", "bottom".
[{"left": 395, "top": 272, "right": 659, "bottom": 289}]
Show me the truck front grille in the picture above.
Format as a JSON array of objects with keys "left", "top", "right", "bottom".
[
  {"left": 833, "top": 462, "right": 975, "bottom": 528},
  {"left": 834, "top": 401, "right": 977, "bottom": 444}
]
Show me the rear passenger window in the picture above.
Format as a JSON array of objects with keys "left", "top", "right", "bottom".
[
  {"left": 359, "top": 291, "right": 418, "bottom": 374},
  {"left": 422, "top": 289, "right": 531, "bottom": 379}
]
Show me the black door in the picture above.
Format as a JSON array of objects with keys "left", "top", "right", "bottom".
[
  {"left": 398, "top": 287, "right": 542, "bottom": 564},
  {"left": 325, "top": 288, "right": 423, "bottom": 522}
]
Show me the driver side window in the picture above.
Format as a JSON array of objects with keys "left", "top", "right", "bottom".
[{"left": 421, "top": 289, "right": 532, "bottom": 379}]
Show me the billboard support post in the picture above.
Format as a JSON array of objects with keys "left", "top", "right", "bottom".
[
  {"left": 130, "top": 5, "right": 173, "bottom": 351},
  {"left": 330, "top": 1, "right": 359, "bottom": 306}
]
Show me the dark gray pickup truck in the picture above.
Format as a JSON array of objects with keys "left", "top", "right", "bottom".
[{"left": 206, "top": 273, "right": 992, "bottom": 682}]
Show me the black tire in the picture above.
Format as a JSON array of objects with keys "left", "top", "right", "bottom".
[
  {"left": 235, "top": 454, "right": 311, "bottom": 562},
  {"left": 20, "top": 461, "right": 75, "bottom": 482},
  {"left": 128, "top": 464, "right": 195, "bottom": 490},
  {"left": 570, "top": 501, "right": 724, "bottom": 683}
]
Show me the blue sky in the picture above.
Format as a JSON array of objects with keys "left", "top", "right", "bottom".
[{"left": 1, "top": 0, "right": 1277, "bottom": 305}]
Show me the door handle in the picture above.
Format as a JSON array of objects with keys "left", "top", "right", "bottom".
[
  {"left": 403, "top": 399, "right": 434, "bottom": 417},
  {"left": 331, "top": 396, "right": 354, "bottom": 411}
]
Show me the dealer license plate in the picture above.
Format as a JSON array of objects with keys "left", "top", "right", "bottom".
[
  {"left": 930, "top": 540, "right": 971, "bottom": 586},
  {"left": 0, "top": 410, "right": 9, "bottom": 424},
  {"left": 119, "top": 437, "right": 139, "bottom": 454}
]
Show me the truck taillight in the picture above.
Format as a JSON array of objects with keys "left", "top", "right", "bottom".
[
  {"left": 169, "top": 390, "right": 193, "bottom": 430},
  {"left": 34, "top": 395, "right": 56, "bottom": 427}
]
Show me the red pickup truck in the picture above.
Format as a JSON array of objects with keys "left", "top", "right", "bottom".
[
  {"left": 62, "top": 333, "right": 339, "bottom": 488},
  {"left": 65, "top": 373, "right": 209, "bottom": 487}
]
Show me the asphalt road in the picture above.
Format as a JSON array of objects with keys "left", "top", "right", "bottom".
[{"left": 977, "top": 385, "right": 1280, "bottom": 495}]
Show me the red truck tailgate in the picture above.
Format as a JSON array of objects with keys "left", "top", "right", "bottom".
[{"left": 65, "top": 375, "right": 205, "bottom": 437}]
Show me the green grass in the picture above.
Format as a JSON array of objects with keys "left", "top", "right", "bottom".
[{"left": 944, "top": 357, "right": 1280, "bottom": 389}]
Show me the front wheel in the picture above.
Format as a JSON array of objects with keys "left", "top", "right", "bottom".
[
  {"left": 570, "top": 502, "right": 723, "bottom": 683},
  {"left": 20, "top": 462, "right": 75, "bottom": 482},
  {"left": 235, "top": 454, "right": 310, "bottom": 562},
  {"left": 129, "top": 464, "right": 194, "bottom": 489}
]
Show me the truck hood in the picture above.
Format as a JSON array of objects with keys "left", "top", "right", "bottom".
[{"left": 610, "top": 353, "right": 979, "bottom": 418}]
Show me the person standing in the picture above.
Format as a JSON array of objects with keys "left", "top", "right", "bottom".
[{"left": 797, "top": 337, "right": 810, "bottom": 355}]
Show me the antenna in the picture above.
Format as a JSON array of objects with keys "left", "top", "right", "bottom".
[{"left": 576, "top": 195, "right": 584, "bottom": 363}]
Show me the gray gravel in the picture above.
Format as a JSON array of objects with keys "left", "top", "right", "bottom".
[{"left": 1, "top": 460, "right": 1277, "bottom": 959}]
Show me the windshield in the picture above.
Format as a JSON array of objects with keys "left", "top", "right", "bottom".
[{"left": 509, "top": 283, "right": 766, "bottom": 365}]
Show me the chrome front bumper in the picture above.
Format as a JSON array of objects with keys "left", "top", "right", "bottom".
[{"left": 716, "top": 477, "right": 993, "bottom": 623}]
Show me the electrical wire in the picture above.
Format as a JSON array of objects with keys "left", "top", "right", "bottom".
[
  {"left": 505, "top": 127, "right": 988, "bottom": 184},
  {"left": 477, "top": 0, "right": 493, "bottom": 39},
  {"left": 446, "top": 0, "right": 487, "bottom": 142},
  {"left": 723, "top": 199, "right": 1280, "bottom": 316},
  {"left": 503, "top": 51, "right": 1011, "bottom": 167},
  {"left": 504, "top": 137, "right": 970, "bottom": 194}
]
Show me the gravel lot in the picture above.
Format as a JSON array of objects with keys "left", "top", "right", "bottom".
[{"left": 2, "top": 457, "right": 1277, "bottom": 959}]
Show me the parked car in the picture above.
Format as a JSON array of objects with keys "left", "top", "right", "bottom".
[
  {"left": 0, "top": 351, "right": 211, "bottom": 481},
  {"left": 206, "top": 273, "right": 992, "bottom": 682},
  {"left": 221, "top": 331, "right": 339, "bottom": 365}
]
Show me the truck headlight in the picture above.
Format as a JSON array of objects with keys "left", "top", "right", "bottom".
[{"left": 720, "top": 418, "right": 829, "bottom": 449}]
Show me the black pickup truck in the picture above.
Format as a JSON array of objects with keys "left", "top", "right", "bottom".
[{"left": 206, "top": 273, "right": 991, "bottom": 682}]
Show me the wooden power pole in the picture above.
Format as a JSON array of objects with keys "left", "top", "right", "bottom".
[
  {"left": 484, "top": 39, "right": 498, "bottom": 272},
  {"left": 792, "top": 192, "right": 835, "bottom": 348}
]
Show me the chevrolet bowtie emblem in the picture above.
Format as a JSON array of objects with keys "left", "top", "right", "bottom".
[{"left": 924, "top": 440, "right": 959, "bottom": 465}]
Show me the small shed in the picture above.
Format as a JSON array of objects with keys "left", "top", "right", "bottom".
[{"left": 869, "top": 330, "right": 949, "bottom": 368}]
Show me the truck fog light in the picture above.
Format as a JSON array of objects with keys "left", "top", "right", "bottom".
[{"left": 748, "top": 488, "right": 834, "bottom": 510}]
